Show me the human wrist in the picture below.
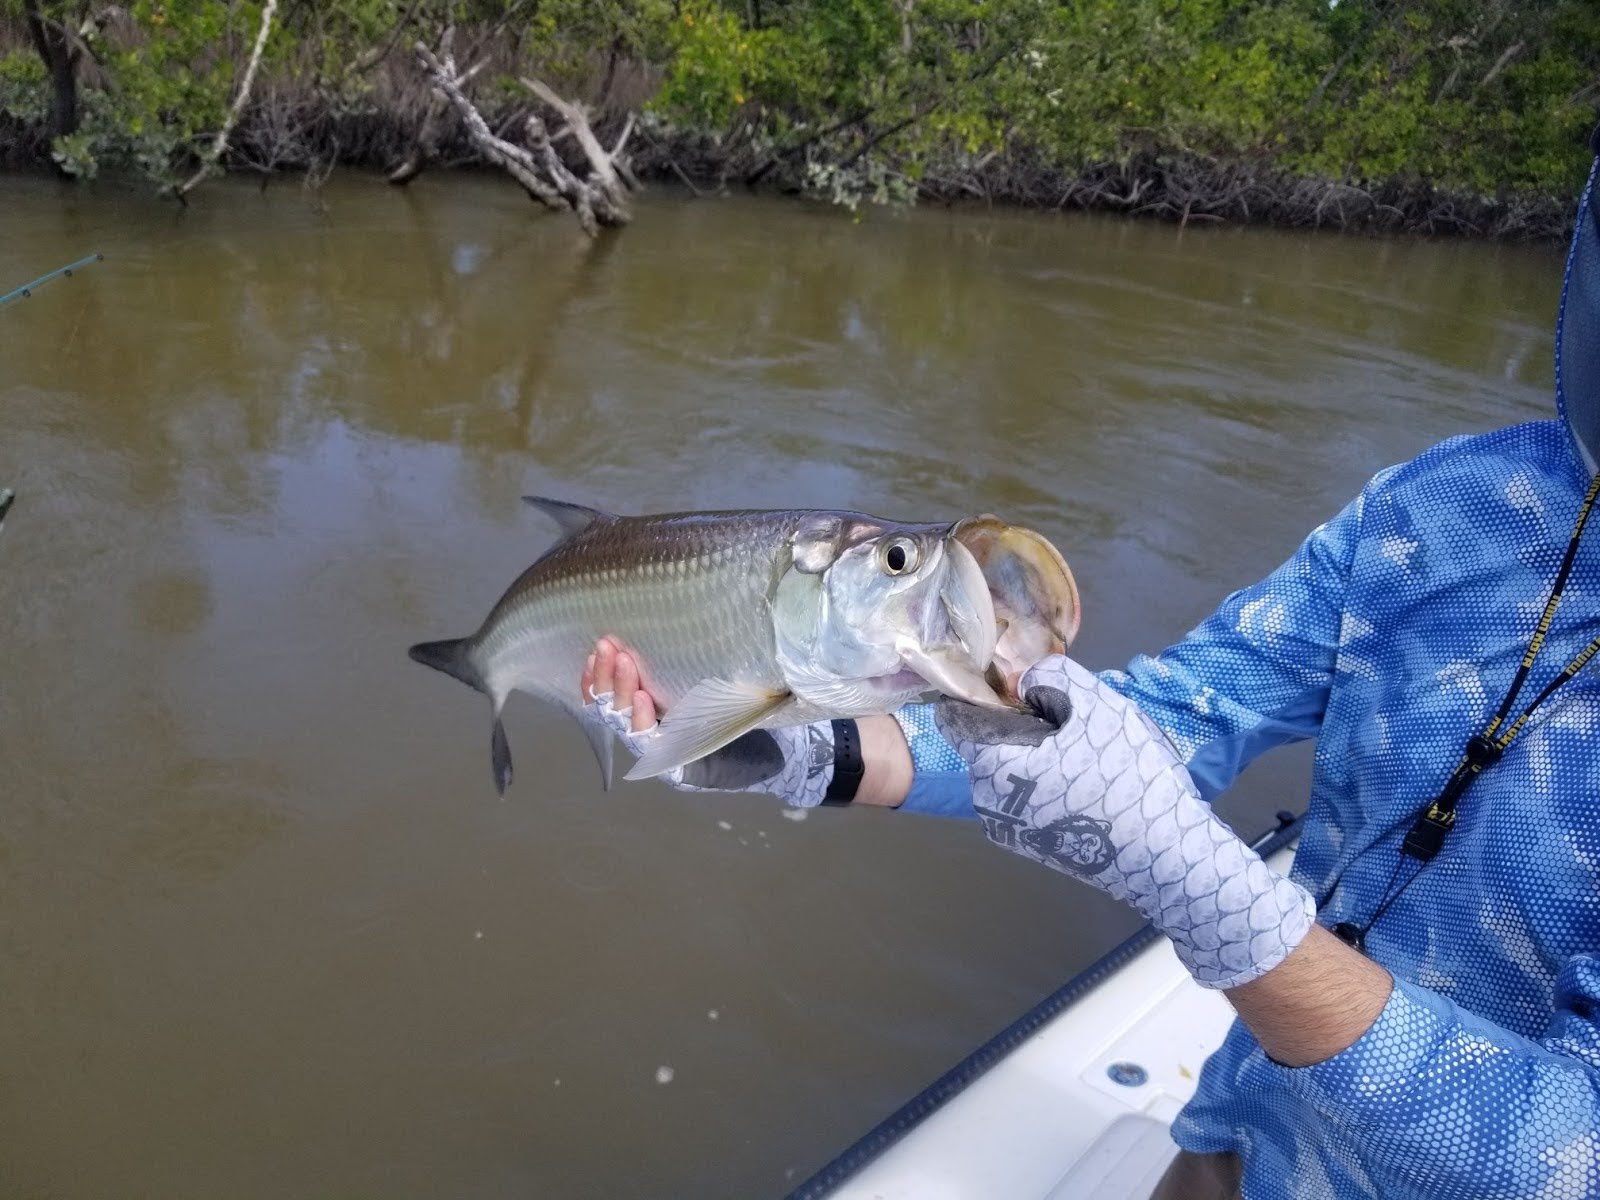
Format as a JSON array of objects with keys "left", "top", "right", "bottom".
[
  {"left": 852, "top": 715, "right": 913, "bottom": 807},
  {"left": 1157, "top": 827, "right": 1318, "bottom": 990},
  {"left": 1232, "top": 924, "right": 1394, "bottom": 1067}
]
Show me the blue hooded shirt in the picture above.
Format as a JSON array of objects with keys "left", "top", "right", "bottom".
[{"left": 898, "top": 159, "right": 1600, "bottom": 1197}]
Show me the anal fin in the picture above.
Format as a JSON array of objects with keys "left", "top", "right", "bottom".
[
  {"left": 625, "top": 679, "right": 793, "bottom": 781},
  {"left": 491, "top": 715, "right": 513, "bottom": 797},
  {"left": 578, "top": 712, "right": 616, "bottom": 790}
]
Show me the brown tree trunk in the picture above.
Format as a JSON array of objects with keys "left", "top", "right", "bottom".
[{"left": 22, "top": 0, "right": 80, "bottom": 141}]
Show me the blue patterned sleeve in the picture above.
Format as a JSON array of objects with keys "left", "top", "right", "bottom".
[
  {"left": 892, "top": 704, "right": 977, "bottom": 818},
  {"left": 1275, "top": 962, "right": 1600, "bottom": 1198},
  {"left": 1101, "top": 482, "right": 1371, "bottom": 801}
]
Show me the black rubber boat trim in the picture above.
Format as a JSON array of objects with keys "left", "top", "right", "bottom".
[{"left": 783, "top": 811, "right": 1304, "bottom": 1200}]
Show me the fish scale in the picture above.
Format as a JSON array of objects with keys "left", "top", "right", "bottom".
[{"left": 480, "top": 511, "right": 792, "bottom": 713}]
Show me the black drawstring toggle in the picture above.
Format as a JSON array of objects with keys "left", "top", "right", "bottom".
[
  {"left": 1402, "top": 801, "right": 1456, "bottom": 861},
  {"left": 1463, "top": 734, "right": 1503, "bottom": 769}
]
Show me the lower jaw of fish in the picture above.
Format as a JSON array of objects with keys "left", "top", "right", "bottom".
[{"left": 896, "top": 641, "right": 1014, "bottom": 711}]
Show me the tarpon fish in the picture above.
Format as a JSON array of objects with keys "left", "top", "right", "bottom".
[{"left": 410, "top": 498, "right": 1079, "bottom": 795}]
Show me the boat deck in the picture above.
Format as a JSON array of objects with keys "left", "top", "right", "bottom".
[{"left": 792, "top": 827, "right": 1299, "bottom": 1200}]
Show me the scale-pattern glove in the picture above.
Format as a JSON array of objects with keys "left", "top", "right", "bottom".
[
  {"left": 587, "top": 689, "right": 834, "bottom": 807},
  {"left": 935, "top": 656, "right": 1316, "bottom": 989}
]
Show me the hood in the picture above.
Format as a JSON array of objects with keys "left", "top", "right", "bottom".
[{"left": 1557, "top": 149, "right": 1600, "bottom": 475}]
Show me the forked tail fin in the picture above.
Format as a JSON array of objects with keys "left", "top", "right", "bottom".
[
  {"left": 408, "top": 638, "right": 484, "bottom": 693},
  {"left": 409, "top": 638, "right": 515, "bottom": 796}
]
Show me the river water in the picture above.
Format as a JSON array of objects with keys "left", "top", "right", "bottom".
[{"left": 0, "top": 173, "right": 1560, "bottom": 1197}]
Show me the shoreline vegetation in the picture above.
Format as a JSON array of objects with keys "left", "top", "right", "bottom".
[{"left": 3, "top": 1, "right": 1597, "bottom": 240}]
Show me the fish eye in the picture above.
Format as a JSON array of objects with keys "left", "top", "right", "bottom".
[{"left": 880, "top": 537, "right": 920, "bottom": 576}]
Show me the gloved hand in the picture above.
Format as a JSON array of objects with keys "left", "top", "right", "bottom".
[
  {"left": 582, "top": 638, "right": 835, "bottom": 806},
  {"left": 935, "top": 655, "right": 1316, "bottom": 990}
]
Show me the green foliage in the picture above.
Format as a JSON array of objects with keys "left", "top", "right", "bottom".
[
  {"left": 0, "top": 0, "right": 1594, "bottom": 206},
  {"left": 524, "top": 0, "right": 674, "bottom": 90},
  {"left": 0, "top": 46, "right": 47, "bottom": 125},
  {"left": 650, "top": 0, "right": 1599, "bottom": 206},
  {"left": 90, "top": 1, "right": 249, "bottom": 181},
  {"left": 653, "top": 1, "right": 770, "bottom": 128}
]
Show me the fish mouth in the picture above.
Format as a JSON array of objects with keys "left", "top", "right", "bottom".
[
  {"left": 948, "top": 516, "right": 1081, "bottom": 703},
  {"left": 891, "top": 536, "right": 1007, "bottom": 709}
]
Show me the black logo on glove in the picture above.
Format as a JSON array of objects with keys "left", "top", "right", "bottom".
[
  {"left": 974, "top": 775, "right": 1117, "bottom": 876},
  {"left": 804, "top": 725, "right": 833, "bottom": 780},
  {"left": 1019, "top": 815, "right": 1116, "bottom": 876}
]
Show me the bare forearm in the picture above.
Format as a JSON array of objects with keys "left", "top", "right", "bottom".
[
  {"left": 1223, "top": 924, "right": 1393, "bottom": 1067},
  {"left": 854, "top": 715, "right": 913, "bottom": 807}
]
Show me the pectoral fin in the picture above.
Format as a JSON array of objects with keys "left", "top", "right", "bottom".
[{"left": 625, "top": 679, "right": 794, "bottom": 781}]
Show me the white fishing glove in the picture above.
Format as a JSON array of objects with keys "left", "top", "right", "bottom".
[
  {"left": 935, "top": 656, "right": 1315, "bottom": 990},
  {"left": 587, "top": 689, "right": 835, "bottom": 807}
]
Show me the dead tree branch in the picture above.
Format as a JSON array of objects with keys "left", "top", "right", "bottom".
[
  {"left": 414, "top": 37, "right": 565, "bottom": 209},
  {"left": 412, "top": 35, "right": 632, "bottom": 234},
  {"left": 177, "top": 0, "right": 280, "bottom": 197},
  {"left": 519, "top": 75, "right": 634, "bottom": 206},
  {"left": 1476, "top": 41, "right": 1524, "bottom": 93}
]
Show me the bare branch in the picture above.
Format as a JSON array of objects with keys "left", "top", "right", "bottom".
[
  {"left": 411, "top": 37, "right": 633, "bottom": 232},
  {"left": 177, "top": 0, "right": 280, "bottom": 196},
  {"left": 520, "top": 75, "right": 623, "bottom": 199},
  {"left": 414, "top": 39, "right": 564, "bottom": 210},
  {"left": 1477, "top": 41, "right": 1524, "bottom": 93},
  {"left": 611, "top": 113, "right": 636, "bottom": 159}
]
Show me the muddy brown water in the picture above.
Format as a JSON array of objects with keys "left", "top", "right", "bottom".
[{"left": 0, "top": 172, "right": 1560, "bottom": 1198}]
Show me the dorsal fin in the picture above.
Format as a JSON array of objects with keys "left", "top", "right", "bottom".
[{"left": 521, "top": 496, "right": 614, "bottom": 540}]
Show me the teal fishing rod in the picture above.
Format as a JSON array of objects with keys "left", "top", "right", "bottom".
[
  {"left": 0, "top": 252, "right": 104, "bottom": 308},
  {"left": 2, "top": 252, "right": 103, "bottom": 535}
]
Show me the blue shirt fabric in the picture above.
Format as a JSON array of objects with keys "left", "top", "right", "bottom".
[
  {"left": 898, "top": 418, "right": 1600, "bottom": 1196},
  {"left": 892, "top": 704, "right": 976, "bottom": 817},
  {"left": 1109, "top": 419, "right": 1600, "bottom": 1199}
]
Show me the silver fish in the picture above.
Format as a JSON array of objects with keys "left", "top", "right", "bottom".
[{"left": 410, "top": 498, "right": 1079, "bottom": 795}]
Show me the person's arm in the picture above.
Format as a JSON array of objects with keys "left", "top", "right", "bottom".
[
  {"left": 942, "top": 655, "right": 1600, "bottom": 1196},
  {"left": 1102, "top": 478, "right": 1379, "bottom": 799},
  {"left": 1225, "top": 923, "right": 1392, "bottom": 1065},
  {"left": 854, "top": 715, "right": 914, "bottom": 806},
  {"left": 1245, "top": 947, "right": 1600, "bottom": 1197}
]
